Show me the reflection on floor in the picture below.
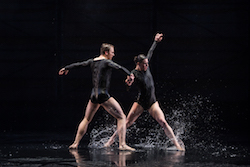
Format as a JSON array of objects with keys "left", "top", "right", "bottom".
[{"left": 0, "top": 132, "right": 249, "bottom": 167}]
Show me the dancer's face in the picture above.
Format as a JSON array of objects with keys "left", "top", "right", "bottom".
[
  {"left": 139, "top": 59, "right": 148, "bottom": 71},
  {"left": 106, "top": 46, "right": 115, "bottom": 60}
]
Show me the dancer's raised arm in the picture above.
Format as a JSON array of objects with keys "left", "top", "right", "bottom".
[{"left": 146, "top": 33, "right": 163, "bottom": 61}]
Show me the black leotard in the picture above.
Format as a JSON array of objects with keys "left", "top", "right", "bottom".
[
  {"left": 132, "top": 41, "right": 158, "bottom": 110},
  {"left": 64, "top": 58, "right": 130, "bottom": 104}
]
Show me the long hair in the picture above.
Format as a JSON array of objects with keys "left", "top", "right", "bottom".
[{"left": 100, "top": 43, "right": 114, "bottom": 55}]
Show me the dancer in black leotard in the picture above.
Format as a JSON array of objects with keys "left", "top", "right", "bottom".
[
  {"left": 104, "top": 33, "right": 185, "bottom": 151},
  {"left": 131, "top": 56, "right": 156, "bottom": 110},
  {"left": 59, "top": 43, "right": 135, "bottom": 151},
  {"left": 64, "top": 58, "right": 131, "bottom": 104}
]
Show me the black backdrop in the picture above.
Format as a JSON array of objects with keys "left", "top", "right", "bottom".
[{"left": 0, "top": 0, "right": 248, "bottom": 141}]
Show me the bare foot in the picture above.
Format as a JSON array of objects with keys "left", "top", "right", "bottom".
[
  {"left": 167, "top": 145, "right": 185, "bottom": 151},
  {"left": 167, "top": 139, "right": 185, "bottom": 151},
  {"left": 119, "top": 144, "right": 135, "bottom": 151},
  {"left": 103, "top": 142, "right": 110, "bottom": 148},
  {"left": 177, "top": 139, "right": 185, "bottom": 151},
  {"left": 169, "top": 139, "right": 185, "bottom": 151},
  {"left": 69, "top": 143, "right": 78, "bottom": 149},
  {"left": 103, "top": 141, "right": 111, "bottom": 148},
  {"left": 103, "top": 138, "right": 115, "bottom": 148},
  {"left": 176, "top": 145, "right": 185, "bottom": 151}
]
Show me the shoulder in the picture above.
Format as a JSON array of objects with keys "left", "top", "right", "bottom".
[
  {"left": 131, "top": 69, "right": 140, "bottom": 76},
  {"left": 106, "top": 59, "right": 120, "bottom": 66},
  {"left": 84, "top": 58, "right": 94, "bottom": 65},
  {"left": 87, "top": 58, "right": 94, "bottom": 62},
  {"left": 105, "top": 59, "right": 113, "bottom": 63},
  {"left": 131, "top": 69, "right": 136, "bottom": 73}
]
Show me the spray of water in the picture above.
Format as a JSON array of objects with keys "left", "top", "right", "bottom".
[
  {"left": 88, "top": 124, "right": 116, "bottom": 149},
  {"left": 87, "top": 92, "right": 249, "bottom": 161},
  {"left": 164, "top": 94, "right": 221, "bottom": 149},
  {"left": 88, "top": 94, "right": 222, "bottom": 150},
  {"left": 88, "top": 93, "right": 250, "bottom": 160}
]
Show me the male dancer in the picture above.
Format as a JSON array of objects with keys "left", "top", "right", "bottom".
[
  {"left": 59, "top": 43, "right": 135, "bottom": 151},
  {"left": 104, "top": 33, "right": 185, "bottom": 151}
]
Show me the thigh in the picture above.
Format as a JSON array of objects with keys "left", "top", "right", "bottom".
[
  {"left": 84, "top": 100, "right": 100, "bottom": 122},
  {"left": 148, "top": 102, "right": 165, "bottom": 121},
  {"left": 101, "top": 97, "right": 125, "bottom": 119},
  {"left": 127, "top": 102, "right": 144, "bottom": 123}
]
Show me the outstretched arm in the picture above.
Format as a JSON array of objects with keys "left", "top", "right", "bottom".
[
  {"left": 64, "top": 59, "right": 93, "bottom": 70},
  {"left": 107, "top": 60, "right": 131, "bottom": 75},
  {"left": 146, "top": 33, "right": 163, "bottom": 61},
  {"left": 58, "top": 59, "right": 93, "bottom": 75},
  {"left": 107, "top": 60, "right": 134, "bottom": 86}
]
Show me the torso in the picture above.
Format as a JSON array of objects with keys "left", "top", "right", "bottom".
[
  {"left": 132, "top": 68, "right": 156, "bottom": 110},
  {"left": 90, "top": 59, "right": 113, "bottom": 104}
]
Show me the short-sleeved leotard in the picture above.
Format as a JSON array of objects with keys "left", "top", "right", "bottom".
[
  {"left": 132, "top": 41, "right": 158, "bottom": 110},
  {"left": 64, "top": 58, "right": 130, "bottom": 104}
]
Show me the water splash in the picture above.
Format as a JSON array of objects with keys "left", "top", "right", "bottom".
[
  {"left": 88, "top": 94, "right": 249, "bottom": 159},
  {"left": 165, "top": 94, "right": 221, "bottom": 145},
  {"left": 88, "top": 124, "right": 116, "bottom": 148},
  {"left": 88, "top": 94, "right": 219, "bottom": 149}
]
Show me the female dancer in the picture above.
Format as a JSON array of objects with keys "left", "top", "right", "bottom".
[
  {"left": 104, "top": 33, "right": 185, "bottom": 151},
  {"left": 59, "top": 43, "right": 135, "bottom": 151}
]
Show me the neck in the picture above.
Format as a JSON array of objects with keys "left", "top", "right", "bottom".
[
  {"left": 94, "top": 55, "right": 108, "bottom": 61},
  {"left": 100, "top": 55, "right": 108, "bottom": 59},
  {"left": 135, "top": 66, "right": 141, "bottom": 71}
]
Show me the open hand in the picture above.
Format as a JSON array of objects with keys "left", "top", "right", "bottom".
[
  {"left": 58, "top": 68, "right": 69, "bottom": 75},
  {"left": 125, "top": 73, "right": 134, "bottom": 86}
]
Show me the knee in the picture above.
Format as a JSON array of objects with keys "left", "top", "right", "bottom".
[
  {"left": 117, "top": 112, "right": 126, "bottom": 120},
  {"left": 83, "top": 117, "right": 92, "bottom": 124},
  {"left": 121, "top": 113, "right": 126, "bottom": 120},
  {"left": 157, "top": 118, "right": 169, "bottom": 129},
  {"left": 126, "top": 119, "right": 133, "bottom": 127}
]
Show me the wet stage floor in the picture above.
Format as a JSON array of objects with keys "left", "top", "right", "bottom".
[{"left": 0, "top": 132, "right": 249, "bottom": 167}]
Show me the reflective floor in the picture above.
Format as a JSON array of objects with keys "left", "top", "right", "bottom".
[{"left": 0, "top": 132, "right": 249, "bottom": 167}]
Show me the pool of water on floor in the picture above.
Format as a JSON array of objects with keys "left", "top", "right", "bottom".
[{"left": 0, "top": 132, "right": 249, "bottom": 167}]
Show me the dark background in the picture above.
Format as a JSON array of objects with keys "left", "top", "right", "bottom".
[{"left": 0, "top": 0, "right": 248, "bottom": 141}]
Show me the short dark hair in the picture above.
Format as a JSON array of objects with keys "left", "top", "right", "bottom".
[
  {"left": 100, "top": 43, "right": 114, "bottom": 55},
  {"left": 134, "top": 54, "right": 146, "bottom": 64}
]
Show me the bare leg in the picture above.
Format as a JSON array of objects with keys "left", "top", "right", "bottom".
[
  {"left": 104, "top": 102, "right": 144, "bottom": 147},
  {"left": 102, "top": 97, "right": 135, "bottom": 151},
  {"left": 69, "top": 100, "right": 100, "bottom": 149},
  {"left": 148, "top": 102, "right": 185, "bottom": 151}
]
